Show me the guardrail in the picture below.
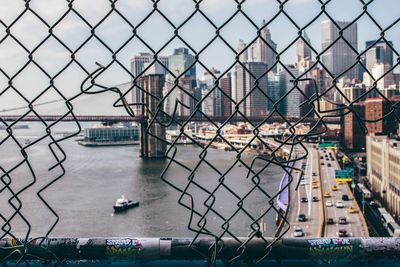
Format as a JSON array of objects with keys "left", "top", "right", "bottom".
[{"left": 2, "top": 237, "right": 400, "bottom": 265}]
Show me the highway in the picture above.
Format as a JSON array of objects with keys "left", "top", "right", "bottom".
[
  {"left": 319, "top": 148, "right": 369, "bottom": 237},
  {"left": 286, "top": 146, "right": 323, "bottom": 238}
]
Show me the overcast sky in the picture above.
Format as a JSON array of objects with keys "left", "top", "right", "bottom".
[{"left": 0, "top": 0, "right": 399, "bottom": 115}]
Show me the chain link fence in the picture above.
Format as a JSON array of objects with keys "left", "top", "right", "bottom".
[{"left": 1, "top": 0, "right": 400, "bottom": 265}]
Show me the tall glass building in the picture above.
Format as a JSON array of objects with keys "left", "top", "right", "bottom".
[
  {"left": 321, "top": 20, "right": 358, "bottom": 79},
  {"left": 365, "top": 40, "right": 393, "bottom": 72},
  {"left": 164, "top": 48, "right": 197, "bottom": 116},
  {"left": 130, "top": 53, "right": 169, "bottom": 115}
]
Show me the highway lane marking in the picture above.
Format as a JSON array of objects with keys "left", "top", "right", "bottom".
[{"left": 297, "top": 161, "right": 301, "bottom": 216}]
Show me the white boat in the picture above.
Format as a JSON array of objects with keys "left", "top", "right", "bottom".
[{"left": 113, "top": 195, "right": 139, "bottom": 212}]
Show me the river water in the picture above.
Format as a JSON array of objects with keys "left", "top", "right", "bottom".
[{"left": 0, "top": 122, "right": 283, "bottom": 238}]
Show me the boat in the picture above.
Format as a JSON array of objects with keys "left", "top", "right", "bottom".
[{"left": 113, "top": 195, "right": 139, "bottom": 212}]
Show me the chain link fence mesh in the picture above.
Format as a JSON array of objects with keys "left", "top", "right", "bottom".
[{"left": 1, "top": 0, "right": 400, "bottom": 265}]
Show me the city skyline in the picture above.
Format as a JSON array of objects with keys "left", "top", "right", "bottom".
[
  {"left": 3, "top": 3, "right": 400, "bottom": 256},
  {"left": 129, "top": 15, "right": 400, "bottom": 123},
  {"left": 1, "top": 0, "right": 400, "bottom": 116}
]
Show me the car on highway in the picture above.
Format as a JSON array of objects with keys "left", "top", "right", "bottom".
[
  {"left": 312, "top": 178, "right": 317, "bottom": 183},
  {"left": 335, "top": 201, "right": 345, "bottom": 208},
  {"left": 312, "top": 172, "right": 317, "bottom": 176},
  {"left": 326, "top": 218, "right": 335, "bottom": 225},
  {"left": 301, "top": 197, "right": 308, "bottom": 203},
  {"left": 323, "top": 192, "right": 330, "bottom": 198},
  {"left": 331, "top": 185, "right": 338, "bottom": 191},
  {"left": 321, "top": 162, "right": 325, "bottom": 165},
  {"left": 327, "top": 163, "right": 331, "bottom": 167},
  {"left": 325, "top": 200, "right": 333, "bottom": 207},
  {"left": 320, "top": 156, "right": 323, "bottom": 159},
  {"left": 342, "top": 194, "right": 349, "bottom": 201},
  {"left": 312, "top": 184, "right": 318, "bottom": 189},
  {"left": 347, "top": 206, "right": 358, "bottom": 213},
  {"left": 300, "top": 180, "right": 306, "bottom": 186},
  {"left": 293, "top": 226, "right": 304, "bottom": 237},
  {"left": 312, "top": 196, "right": 319, "bottom": 202},
  {"left": 297, "top": 213, "right": 307, "bottom": 222},
  {"left": 337, "top": 229, "right": 348, "bottom": 237},
  {"left": 369, "top": 201, "right": 378, "bottom": 208},
  {"left": 338, "top": 216, "right": 347, "bottom": 224}
]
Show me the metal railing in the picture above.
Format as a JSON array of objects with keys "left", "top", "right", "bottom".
[
  {"left": 2, "top": 237, "right": 400, "bottom": 266},
  {"left": 1, "top": 0, "right": 400, "bottom": 265}
]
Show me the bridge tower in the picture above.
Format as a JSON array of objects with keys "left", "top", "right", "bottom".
[{"left": 139, "top": 73, "right": 167, "bottom": 158}]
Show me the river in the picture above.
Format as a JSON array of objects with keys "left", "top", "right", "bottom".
[{"left": 0, "top": 122, "right": 283, "bottom": 238}]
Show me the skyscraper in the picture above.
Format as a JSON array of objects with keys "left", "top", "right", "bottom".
[
  {"left": 365, "top": 98, "right": 399, "bottom": 135},
  {"left": 130, "top": 53, "right": 169, "bottom": 115},
  {"left": 374, "top": 63, "right": 395, "bottom": 90},
  {"left": 220, "top": 74, "right": 232, "bottom": 117},
  {"left": 235, "top": 64, "right": 246, "bottom": 115},
  {"left": 168, "top": 48, "right": 196, "bottom": 80},
  {"left": 311, "top": 67, "right": 329, "bottom": 93},
  {"left": 237, "top": 39, "right": 248, "bottom": 63},
  {"left": 343, "top": 102, "right": 365, "bottom": 150},
  {"left": 164, "top": 48, "right": 197, "bottom": 116},
  {"left": 279, "top": 65, "right": 302, "bottom": 118},
  {"left": 199, "top": 68, "right": 222, "bottom": 117},
  {"left": 342, "top": 83, "right": 366, "bottom": 103},
  {"left": 365, "top": 40, "right": 393, "bottom": 73},
  {"left": 364, "top": 63, "right": 395, "bottom": 90},
  {"left": 267, "top": 72, "right": 280, "bottom": 112},
  {"left": 296, "top": 31, "right": 312, "bottom": 63},
  {"left": 295, "top": 31, "right": 314, "bottom": 74},
  {"left": 131, "top": 52, "right": 169, "bottom": 77},
  {"left": 321, "top": 20, "right": 358, "bottom": 79},
  {"left": 249, "top": 20, "right": 278, "bottom": 72},
  {"left": 235, "top": 62, "right": 269, "bottom": 117},
  {"left": 230, "top": 69, "right": 237, "bottom": 114}
]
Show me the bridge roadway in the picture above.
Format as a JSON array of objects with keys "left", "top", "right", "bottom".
[
  {"left": 1, "top": 114, "right": 340, "bottom": 124},
  {"left": 319, "top": 148, "right": 369, "bottom": 237},
  {"left": 286, "top": 146, "right": 323, "bottom": 238}
]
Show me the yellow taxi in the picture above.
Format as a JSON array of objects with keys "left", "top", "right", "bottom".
[
  {"left": 323, "top": 192, "right": 330, "bottom": 198},
  {"left": 312, "top": 178, "right": 318, "bottom": 183},
  {"left": 312, "top": 184, "right": 318, "bottom": 189},
  {"left": 347, "top": 207, "right": 358, "bottom": 214},
  {"left": 331, "top": 185, "right": 338, "bottom": 191}
]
